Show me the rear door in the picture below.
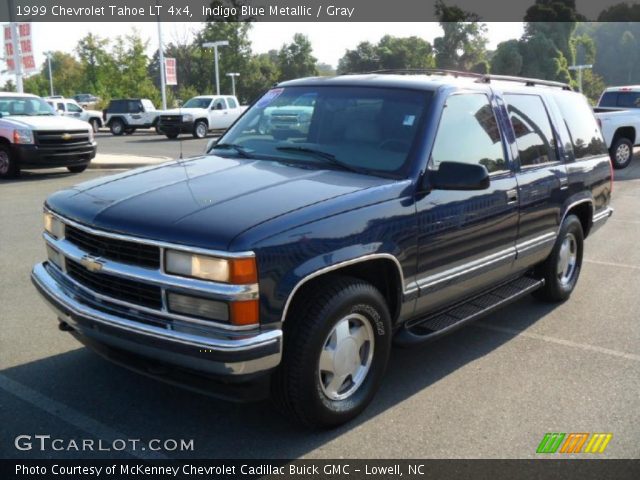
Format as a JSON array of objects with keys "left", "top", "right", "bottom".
[
  {"left": 502, "top": 93, "right": 570, "bottom": 270},
  {"left": 413, "top": 91, "right": 520, "bottom": 315}
]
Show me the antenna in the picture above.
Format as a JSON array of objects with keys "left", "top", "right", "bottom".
[{"left": 178, "top": 99, "right": 183, "bottom": 160}]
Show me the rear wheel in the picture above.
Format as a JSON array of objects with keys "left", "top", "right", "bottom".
[
  {"left": 110, "top": 118, "right": 125, "bottom": 136},
  {"left": 0, "top": 144, "right": 19, "bottom": 179},
  {"left": 271, "top": 276, "right": 392, "bottom": 428},
  {"left": 610, "top": 137, "right": 633, "bottom": 169},
  {"left": 533, "top": 214, "right": 584, "bottom": 302},
  {"left": 67, "top": 164, "right": 88, "bottom": 173}
]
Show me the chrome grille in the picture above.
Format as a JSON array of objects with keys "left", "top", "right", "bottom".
[
  {"left": 65, "top": 225, "right": 160, "bottom": 269},
  {"left": 66, "top": 258, "right": 162, "bottom": 309}
]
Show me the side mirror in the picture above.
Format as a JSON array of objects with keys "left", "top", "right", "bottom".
[{"left": 427, "top": 161, "right": 490, "bottom": 191}]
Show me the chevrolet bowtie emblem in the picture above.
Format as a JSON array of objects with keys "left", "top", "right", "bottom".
[
  {"left": 80, "top": 255, "right": 104, "bottom": 272},
  {"left": 61, "top": 133, "right": 72, "bottom": 140}
]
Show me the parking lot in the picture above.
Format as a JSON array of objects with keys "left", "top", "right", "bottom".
[
  {"left": 0, "top": 147, "right": 639, "bottom": 459},
  {"left": 95, "top": 130, "right": 214, "bottom": 160}
]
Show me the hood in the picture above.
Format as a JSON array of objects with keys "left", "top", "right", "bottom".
[
  {"left": 161, "top": 107, "right": 207, "bottom": 116},
  {"left": 2, "top": 115, "right": 91, "bottom": 131},
  {"left": 46, "top": 156, "right": 393, "bottom": 251}
]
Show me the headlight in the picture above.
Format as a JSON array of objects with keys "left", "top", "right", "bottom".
[
  {"left": 13, "top": 129, "right": 34, "bottom": 144},
  {"left": 43, "top": 211, "right": 65, "bottom": 239},
  {"left": 182, "top": 114, "right": 194, "bottom": 122},
  {"left": 164, "top": 250, "right": 257, "bottom": 284}
]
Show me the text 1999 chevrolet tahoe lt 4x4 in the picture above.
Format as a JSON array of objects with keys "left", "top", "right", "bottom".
[{"left": 32, "top": 71, "right": 613, "bottom": 428}]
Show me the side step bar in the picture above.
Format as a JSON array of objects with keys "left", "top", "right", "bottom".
[{"left": 395, "top": 276, "right": 544, "bottom": 347}]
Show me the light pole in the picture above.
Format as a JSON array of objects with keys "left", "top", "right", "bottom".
[
  {"left": 226, "top": 73, "right": 239, "bottom": 97},
  {"left": 157, "top": 19, "right": 167, "bottom": 110},
  {"left": 45, "top": 52, "right": 54, "bottom": 97},
  {"left": 568, "top": 64, "right": 593, "bottom": 93},
  {"left": 202, "top": 40, "right": 229, "bottom": 95}
]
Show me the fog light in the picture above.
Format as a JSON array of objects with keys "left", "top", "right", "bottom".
[
  {"left": 167, "top": 292, "right": 229, "bottom": 322},
  {"left": 46, "top": 244, "right": 64, "bottom": 270}
]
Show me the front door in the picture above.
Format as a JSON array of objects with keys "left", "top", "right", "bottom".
[{"left": 413, "top": 92, "right": 520, "bottom": 316}]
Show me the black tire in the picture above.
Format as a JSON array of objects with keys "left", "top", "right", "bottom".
[
  {"left": 89, "top": 119, "right": 100, "bottom": 133},
  {"left": 609, "top": 137, "right": 633, "bottom": 170},
  {"left": 165, "top": 133, "right": 179, "bottom": 139},
  {"left": 271, "top": 276, "right": 392, "bottom": 428},
  {"left": 67, "top": 165, "right": 88, "bottom": 173},
  {"left": 0, "top": 143, "right": 19, "bottom": 179},
  {"left": 193, "top": 120, "right": 208, "bottom": 139},
  {"left": 533, "top": 214, "right": 584, "bottom": 302},
  {"left": 110, "top": 118, "right": 125, "bottom": 136},
  {"left": 155, "top": 124, "right": 162, "bottom": 134}
]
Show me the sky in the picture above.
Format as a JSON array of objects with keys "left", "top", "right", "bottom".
[{"left": 1, "top": 22, "right": 524, "bottom": 86}]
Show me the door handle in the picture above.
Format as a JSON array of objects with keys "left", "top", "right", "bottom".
[{"left": 506, "top": 189, "right": 518, "bottom": 204}]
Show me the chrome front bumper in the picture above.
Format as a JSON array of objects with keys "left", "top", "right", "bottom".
[{"left": 31, "top": 262, "right": 282, "bottom": 379}]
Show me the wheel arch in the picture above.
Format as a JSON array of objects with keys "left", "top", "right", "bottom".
[
  {"left": 281, "top": 253, "right": 405, "bottom": 325},
  {"left": 613, "top": 126, "right": 636, "bottom": 146},
  {"left": 107, "top": 115, "right": 127, "bottom": 126},
  {"left": 560, "top": 198, "right": 594, "bottom": 238}
]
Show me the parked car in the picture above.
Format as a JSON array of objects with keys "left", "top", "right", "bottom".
[
  {"left": 0, "top": 93, "right": 96, "bottom": 178},
  {"left": 594, "top": 86, "right": 640, "bottom": 169},
  {"left": 103, "top": 98, "right": 161, "bottom": 136},
  {"left": 32, "top": 72, "right": 612, "bottom": 427},
  {"left": 157, "top": 95, "right": 246, "bottom": 139},
  {"left": 72, "top": 93, "right": 99, "bottom": 107},
  {"left": 258, "top": 92, "right": 316, "bottom": 138},
  {"left": 46, "top": 98, "right": 103, "bottom": 133}
]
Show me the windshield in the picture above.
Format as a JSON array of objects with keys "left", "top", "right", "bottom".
[
  {"left": 183, "top": 97, "right": 212, "bottom": 109},
  {"left": 0, "top": 96, "right": 55, "bottom": 116},
  {"left": 214, "top": 86, "right": 431, "bottom": 176}
]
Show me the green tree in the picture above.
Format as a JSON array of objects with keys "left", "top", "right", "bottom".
[
  {"left": 433, "top": 0, "right": 488, "bottom": 70},
  {"left": 1, "top": 79, "right": 16, "bottom": 92},
  {"left": 75, "top": 33, "right": 112, "bottom": 96},
  {"left": 337, "top": 36, "right": 434, "bottom": 74},
  {"left": 491, "top": 39, "right": 523, "bottom": 75},
  {"left": 108, "top": 31, "right": 159, "bottom": 104},
  {"left": 519, "top": 32, "right": 571, "bottom": 83},
  {"left": 277, "top": 33, "right": 318, "bottom": 81}
]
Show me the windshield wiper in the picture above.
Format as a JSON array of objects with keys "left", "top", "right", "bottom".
[
  {"left": 276, "top": 146, "right": 365, "bottom": 174},
  {"left": 211, "top": 143, "right": 253, "bottom": 158}
]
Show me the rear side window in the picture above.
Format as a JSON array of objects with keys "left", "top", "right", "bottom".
[
  {"left": 616, "top": 91, "right": 640, "bottom": 108},
  {"left": 554, "top": 93, "right": 607, "bottom": 160},
  {"left": 599, "top": 91, "right": 617, "bottom": 107},
  {"left": 504, "top": 94, "right": 558, "bottom": 167},
  {"left": 226, "top": 97, "right": 238, "bottom": 108},
  {"left": 430, "top": 93, "right": 506, "bottom": 173},
  {"left": 109, "top": 100, "right": 125, "bottom": 113}
]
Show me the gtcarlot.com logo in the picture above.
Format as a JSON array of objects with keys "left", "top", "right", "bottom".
[
  {"left": 536, "top": 433, "right": 612, "bottom": 454},
  {"left": 14, "top": 435, "right": 194, "bottom": 452}
]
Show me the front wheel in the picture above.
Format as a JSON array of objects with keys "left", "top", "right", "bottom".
[
  {"left": 193, "top": 120, "right": 208, "bottom": 139},
  {"left": 271, "top": 276, "right": 391, "bottom": 428},
  {"left": 610, "top": 137, "right": 633, "bottom": 169},
  {"left": 0, "top": 144, "right": 19, "bottom": 179},
  {"left": 110, "top": 119, "right": 125, "bottom": 136},
  {"left": 533, "top": 214, "right": 584, "bottom": 302}
]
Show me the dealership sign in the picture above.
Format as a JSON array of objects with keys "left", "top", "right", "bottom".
[
  {"left": 4, "top": 22, "right": 36, "bottom": 73},
  {"left": 165, "top": 57, "right": 177, "bottom": 85}
]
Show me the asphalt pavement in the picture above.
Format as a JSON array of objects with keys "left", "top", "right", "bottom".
[
  {"left": 94, "top": 129, "right": 214, "bottom": 160},
  {"left": 0, "top": 155, "right": 639, "bottom": 459}
]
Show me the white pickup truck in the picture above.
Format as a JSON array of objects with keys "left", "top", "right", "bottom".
[
  {"left": 595, "top": 85, "right": 640, "bottom": 169},
  {"left": 157, "top": 95, "right": 246, "bottom": 139},
  {"left": 0, "top": 93, "right": 97, "bottom": 178},
  {"left": 46, "top": 97, "right": 103, "bottom": 133}
]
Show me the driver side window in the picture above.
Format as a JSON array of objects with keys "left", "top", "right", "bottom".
[
  {"left": 431, "top": 93, "right": 506, "bottom": 174},
  {"left": 212, "top": 99, "right": 227, "bottom": 110}
]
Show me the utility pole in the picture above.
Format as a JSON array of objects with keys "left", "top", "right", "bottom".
[
  {"left": 8, "top": 0, "right": 23, "bottom": 93},
  {"left": 569, "top": 64, "right": 593, "bottom": 94},
  {"left": 157, "top": 18, "right": 167, "bottom": 110},
  {"left": 226, "top": 73, "right": 239, "bottom": 97},
  {"left": 202, "top": 40, "right": 229, "bottom": 95},
  {"left": 45, "top": 52, "right": 53, "bottom": 96}
]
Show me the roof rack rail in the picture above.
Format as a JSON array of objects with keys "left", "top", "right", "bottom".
[{"left": 363, "top": 68, "right": 573, "bottom": 91}]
